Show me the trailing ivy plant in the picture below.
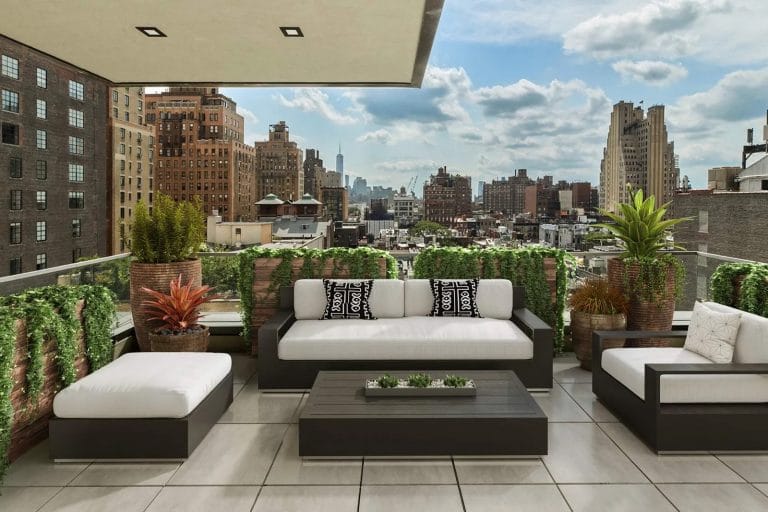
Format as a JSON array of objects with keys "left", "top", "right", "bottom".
[
  {"left": 0, "top": 306, "right": 16, "bottom": 482},
  {"left": 237, "top": 247, "right": 398, "bottom": 342},
  {"left": 710, "top": 262, "right": 763, "bottom": 308},
  {"left": 413, "top": 246, "right": 571, "bottom": 351},
  {"left": 738, "top": 265, "right": 768, "bottom": 317}
]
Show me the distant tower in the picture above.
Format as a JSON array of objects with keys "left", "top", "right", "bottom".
[{"left": 336, "top": 144, "right": 344, "bottom": 185}]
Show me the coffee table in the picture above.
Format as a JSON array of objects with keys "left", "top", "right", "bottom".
[{"left": 298, "top": 370, "right": 547, "bottom": 457}]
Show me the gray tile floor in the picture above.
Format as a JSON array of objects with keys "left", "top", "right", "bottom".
[{"left": 4, "top": 354, "right": 768, "bottom": 511}]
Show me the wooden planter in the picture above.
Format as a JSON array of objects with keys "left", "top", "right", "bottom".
[
  {"left": 570, "top": 310, "right": 625, "bottom": 370},
  {"left": 9, "top": 302, "right": 90, "bottom": 463},
  {"left": 608, "top": 258, "right": 677, "bottom": 347},
  {"left": 129, "top": 259, "right": 202, "bottom": 351},
  {"left": 149, "top": 326, "right": 210, "bottom": 352}
]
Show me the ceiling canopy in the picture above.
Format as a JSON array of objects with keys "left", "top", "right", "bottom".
[{"left": 0, "top": 0, "right": 443, "bottom": 87}]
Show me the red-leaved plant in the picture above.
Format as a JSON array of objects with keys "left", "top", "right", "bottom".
[{"left": 141, "top": 274, "right": 219, "bottom": 334}]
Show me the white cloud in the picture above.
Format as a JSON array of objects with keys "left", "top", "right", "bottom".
[
  {"left": 236, "top": 106, "right": 259, "bottom": 125},
  {"left": 276, "top": 88, "right": 357, "bottom": 125},
  {"left": 357, "top": 129, "right": 393, "bottom": 145},
  {"left": 612, "top": 60, "right": 688, "bottom": 85}
]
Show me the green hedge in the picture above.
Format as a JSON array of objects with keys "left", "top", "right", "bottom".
[
  {"left": 0, "top": 284, "right": 115, "bottom": 482},
  {"left": 711, "top": 262, "right": 768, "bottom": 317},
  {"left": 413, "top": 246, "right": 570, "bottom": 350},
  {"left": 237, "top": 247, "right": 398, "bottom": 341}
]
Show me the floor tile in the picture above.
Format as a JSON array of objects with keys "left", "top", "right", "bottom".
[
  {"left": 37, "top": 486, "right": 160, "bottom": 512},
  {"left": 559, "top": 484, "right": 676, "bottom": 512},
  {"left": 230, "top": 353, "right": 258, "bottom": 384},
  {"left": 717, "top": 455, "right": 768, "bottom": 482},
  {"left": 266, "top": 425, "right": 361, "bottom": 485},
  {"left": 559, "top": 382, "right": 619, "bottom": 422},
  {"left": 453, "top": 458, "right": 553, "bottom": 484},
  {"left": 553, "top": 365, "right": 593, "bottom": 384},
  {"left": 3, "top": 441, "right": 89, "bottom": 486},
  {"left": 233, "top": 381, "right": 245, "bottom": 398},
  {"left": 461, "top": 484, "right": 569, "bottom": 512},
  {"left": 754, "top": 483, "right": 768, "bottom": 497},
  {"left": 69, "top": 462, "right": 179, "bottom": 486},
  {"left": 359, "top": 485, "right": 463, "bottom": 512},
  {"left": 168, "top": 423, "right": 286, "bottom": 485},
  {"left": 0, "top": 486, "right": 60, "bottom": 512},
  {"left": 362, "top": 458, "right": 456, "bottom": 484},
  {"left": 253, "top": 485, "right": 359, "bottom": 512},
  {"left": 533, "top": 383, "right": 592, "bottom": 422},
  {"left": 290, "top": 394, "right": 308, "bottom": 424},
  {"left": 658, "top": 483, "right": 768, "bottom": 511},
  {"left": 145, "top": 486, "right": 259, "bottom": 512},
  {"left": 543, "top": 423, "right": 647, "bottom": 483},
  {"left": 600, "top": 422, "right": 742, "bottom": 483},
  {"left": 218, "top": 384, "right": 302, "bottom": 423}
]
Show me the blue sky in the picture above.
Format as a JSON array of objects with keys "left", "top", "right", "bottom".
[{"left": 214, "top": 0, "right": 766, "bottom": 195}]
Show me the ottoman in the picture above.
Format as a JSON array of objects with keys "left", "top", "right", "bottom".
[{"left": 50, "top": 352, "right": 233, "bottom": 460}]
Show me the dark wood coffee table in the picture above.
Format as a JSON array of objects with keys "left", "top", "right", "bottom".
[{"left": 299, "top": 370, "right": 547, "bottom": 457}]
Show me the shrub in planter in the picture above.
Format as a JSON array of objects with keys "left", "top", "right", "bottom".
[
  {"left": 141, "top": 274, "right": 218, "bottom": 352},
  {"left": 129, "top": 194, "right": 205, "bottom": 350},
  {"left": 597, "top": 188, "right": 689, "bottom": 346},
  {"left": 569, "top": 278, "right": 628, "bottom": 370}
]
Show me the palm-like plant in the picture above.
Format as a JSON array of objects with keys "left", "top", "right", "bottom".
[
  {"left": 141, "top": 274, "right": 218, "bottom": 333},
  {"left": 596, "top": 188, "right": 689, "bottom": 259}
]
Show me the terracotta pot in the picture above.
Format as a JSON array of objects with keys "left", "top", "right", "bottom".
[
  {"left": 129, "top": 259, "right": 202, "bottom": 351},
  {"left": 608, "top": 257, "right": 677, "bottom": 347},
  {"left": 570, "top": 310, "right": 626, "bottom": 371},
  {"left": 149, "top": 326, "right": 209, "bottom": 352}
]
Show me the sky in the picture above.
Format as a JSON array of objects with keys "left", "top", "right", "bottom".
[{"left": 159, "top": 0, "right": 768, "bottom": 196}]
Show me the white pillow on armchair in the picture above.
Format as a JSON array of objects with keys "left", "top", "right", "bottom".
[{"left": 683, "top": 301, "right": 742, "bottom": 363}]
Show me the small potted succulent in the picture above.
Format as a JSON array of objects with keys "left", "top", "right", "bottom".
[
  {"left": 569, "top": 277, "right": 628, "bottom": 370},
  {"left": 141, "top": 274, "right": 218, "bottom": 352}
]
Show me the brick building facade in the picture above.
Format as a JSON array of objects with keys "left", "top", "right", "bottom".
[
  {"left": 423, "top": 166, "right": 472, "bottom": 227},
  {"left": 254, "top": 121, "right": 303, "bottom": 202},
  {"left": 1, "top": 36, "right": 108, "bottom": 276}
]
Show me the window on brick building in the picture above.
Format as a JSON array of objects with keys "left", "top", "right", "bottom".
[
  {"left": 36, "top": 68, "right": 47, "bottom": 88},
  {"left": 36, "top": 99, "right": 47, "bottom": 119},
  {"left": 10, "top": 156, "right": 22, "bottom": 178},
  {"left": 1, "top": 55, "right": 19, "bottom": 79},
  {"left": 9, "top": 257, "right": 22, "bottom": 275},
  {"left": 1, "top": 89, "right": 19, "bottom": 112},
  {"left": 68, "top": 191, "right": 84, "bottom": 209},
  {"left": 35, "top": 220, "right": 47, "bottom": 241},
  {"left": 35, "top": 253, "right": 46, "bottom": 270},
  {"left": 10, "top": 189, "right": 22, "bottom": 210},
  {"left": 69, "top": 80, "right": 84, "bottom": 100},
  {"left": 36, "top": 191, "right": 46, "bottom": 210}
]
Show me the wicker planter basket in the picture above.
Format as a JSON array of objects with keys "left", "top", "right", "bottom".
[
  {"left": 570, "top": 310, "right": 626, "bottom": 370},
  {"left": 129, "top": 259, "right": 202, "bottom": 351},
  {"left": 149, "top": 326, "right": 210, "bottom": 352},
  {"left": 608, "top": 258, "right": 677, "bottom": 347}
]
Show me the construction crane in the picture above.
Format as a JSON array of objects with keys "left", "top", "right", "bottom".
[{"left": 409, "top": 173, "right": 419, "bottom": 195}]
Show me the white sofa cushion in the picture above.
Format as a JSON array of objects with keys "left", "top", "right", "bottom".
[
  {"left": 278, "top": 317, "right": 533, "bottom": 360},
  {"left": 53, "top": 352, "right": 232, "bottom": 419},
  {"left": 683, "top": 301, "right": 741, "bottom": 363},
  {"left": 294, "top": 279, "right": 404, "bottom": 319},
  {"left": 602, "top": 347, "right": 768, "bottom": 403},
  {"left": 704, "top": 302, "right": 768, "bottom": 364},
  {"left": 405, "top": 279, "right": 513, "bottom": 319}
]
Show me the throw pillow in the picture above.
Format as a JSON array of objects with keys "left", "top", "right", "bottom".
[
  {"left": 683, "top": 301, "right": 742, "bottom": 363},
  {"left": 429, "top": 278, "right": 481, "bottom": 317},
  {"left": 321, "top": 279, "right": 376, "bottom": 320}
]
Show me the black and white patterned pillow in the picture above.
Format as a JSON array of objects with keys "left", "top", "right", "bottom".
[
  {"left": 429, "top": 279, "right": 481, "bottom": 317},
  {"left": 321, "top": 280, "right": 376, "bottom": 320}
]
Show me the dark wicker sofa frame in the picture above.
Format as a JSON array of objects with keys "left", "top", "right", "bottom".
[
  {"left": 258, "top": 286, "right": 554, "bottom": 390},
  {"left": 593, "top": 330, "right": 768, "bottom": 452}
]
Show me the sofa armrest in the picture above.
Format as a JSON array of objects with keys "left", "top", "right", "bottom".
[
  {"left": 644, "top": 363, "right": 768, "bottom": 407},
  {"left": 592, "top": 330, "right": 688, "bottom": 376},
  {"left": 513, "top": 308, "right": 553, "bottom": 384},
  {"left": 258, "top": 309, "right": 296, "bottom": 364}
]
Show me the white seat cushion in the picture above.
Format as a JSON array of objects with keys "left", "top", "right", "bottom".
[
  {"left": 405, "top": 279, "right": 513, "bottom": 319},
  {"left": 53, "top": 352, "right": 232, "bottom": 419},
  {"left": 294, "top": 279, "right": 404, "bottom": 319},
  {"left": 278, "top": 317, "right": 533, "bottom": 360},
  {"left": 704, "top": 302, "right": 768, "bottom": 364},
  {"left": 602, "top": 347, "right": 768, "bottom": 403}
]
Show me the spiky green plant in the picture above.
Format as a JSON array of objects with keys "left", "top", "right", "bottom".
[
  {"left": 596, "top": 188, "right": 689, "bottom": 259},
  {"left": 597, "top": 189, "right": 690, "bottom": 260},
  {"left": 131, "top": 194, "right": 205, "bottom": 263},
  {"left": 407, "top": 372, "right": 433, "bottom": 388},
  {"left": 443, "top": 375, "right": 468, "bottom": 388},
  {"left": 376, "top": 374, "right": 399, "bottom": 388}
]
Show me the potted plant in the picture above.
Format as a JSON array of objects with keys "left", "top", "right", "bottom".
[
  {"left": 141, "top": 274, "right": 218, "bottom": 352},
  {"left": 129, "top": 194, "right": 205, "bottom": 351},
  {"left": 569, "top": 277, "right": 628, "bottom": 370},
  {"left": 596, "top": 188, "right": 689, "bottom": 346}
]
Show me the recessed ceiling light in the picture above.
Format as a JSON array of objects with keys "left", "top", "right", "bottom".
[
  {"left": 136, "top": 26, "right": 167, "bottom": 37},
  {"left": 280, "top": 26, "right": 303, "bottom": 37}
]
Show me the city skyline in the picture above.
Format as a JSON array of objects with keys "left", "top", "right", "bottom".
[{"left": 148, "top": 0, "right": 767, "bottom": 195}]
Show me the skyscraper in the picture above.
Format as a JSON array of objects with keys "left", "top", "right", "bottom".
[
  {"left": 303, "top": 148, "right": 323, "bottom": 198},
  {"left": 145, "top": 88, "right": 256, "bottom": 221},
  {"left": 336, "top": 144, "right": 344, "bottom": 185},
  {"left": 600, "top": 101, "right": 679, "bottom": 213},
  {"left": 254, "top": 121, "right": 303, "bottom": 201},
  {"left": 1, "top": 36, "right": 109, "bottom": 276}
]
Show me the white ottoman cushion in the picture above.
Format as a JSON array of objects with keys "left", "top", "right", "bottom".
[{"left": 53, "top": 352, "right": 232, "bottom": 419}]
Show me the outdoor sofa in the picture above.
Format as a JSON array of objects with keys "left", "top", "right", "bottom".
[
  {"left": 593, "top": 301, "right": 768, "bottom": 452},
  {"left": 258, "top": 278, "right": 554, "bottom": 390}
]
